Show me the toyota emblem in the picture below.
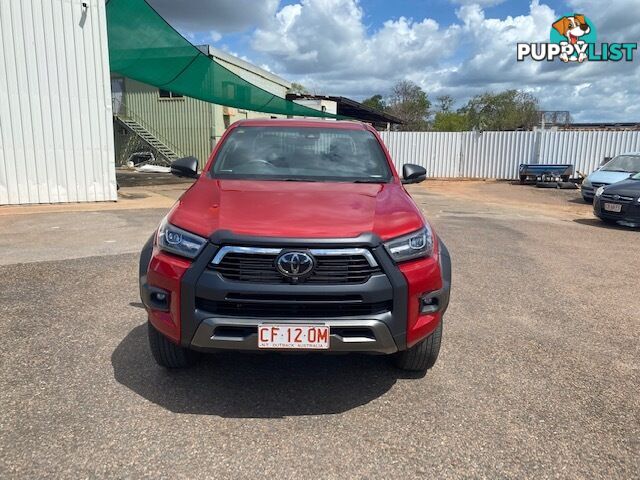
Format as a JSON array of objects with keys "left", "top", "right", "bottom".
[{"left": 276, "top": 251, "right": 315, "bottom": 280}]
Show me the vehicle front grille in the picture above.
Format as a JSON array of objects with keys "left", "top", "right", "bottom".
[
  {"left": 196, "top": 294, "right": 392, "bottom": 318},
  {"left": 591, "top": 182, "right": 608, "bottom": 189},
  {"left": 211, "top": 252, "right": 381, "bottom": 284},
  {"left": 601, "top": 193, "right": 635, "bottom": 204}
]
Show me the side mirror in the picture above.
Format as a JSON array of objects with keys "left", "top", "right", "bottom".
[
  {"left": 402, "top": 164, "right": 427, "bottom": 184},
  {"left": 171, "top": 156, "right": 199, "bottom": 179}
]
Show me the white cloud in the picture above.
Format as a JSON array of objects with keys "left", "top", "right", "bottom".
[
  {"left": 433, "top": 0, "right": 640, "bottom": 121},
  {"left": 146, "top": 0, "right": 279, "bottom": 33},
  {"left": 253, "top": 0, "right": 459, "bottom": 78},
  {"left": 147, "top": 0, "right": 640, "bottom": 122},
  {"left": 250, "top": 0, "right": 640, "bottom": 122},
  {"left": 568, "top": 0, "right": 640, "bottom": 42},
  {"left": 450, "top": 0, "right": 506, "bottom": 5}
]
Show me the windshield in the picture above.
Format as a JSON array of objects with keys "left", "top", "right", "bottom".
[
  {"left": 601, "top": 154, "right": 640, "bottom": 173},
  {"left": 210, "top": 126, "right": 393, "bottom": 182}
]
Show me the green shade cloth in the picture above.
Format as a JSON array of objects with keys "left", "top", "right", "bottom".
[{"left": 106, "top": 0, "right": 339, "bottom": 118}]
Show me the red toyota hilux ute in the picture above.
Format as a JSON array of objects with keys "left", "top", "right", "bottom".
[{"left": 139, "top": 119, "right": 451, "bottom": 372}]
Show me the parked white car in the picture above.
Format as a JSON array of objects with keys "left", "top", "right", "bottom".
[{"left": 581, "top": 153, "right": 640, "bottom": 202}]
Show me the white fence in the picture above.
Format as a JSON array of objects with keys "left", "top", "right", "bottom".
[{"left": 379, "top": 130, "right": 640, "bottom": 179}]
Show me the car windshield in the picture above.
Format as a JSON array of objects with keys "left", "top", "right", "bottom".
[
  {"left": 600, "top": 154, "right": 640, "bottom": 173},
  {"left": 210, "top": 126, "right": 393, "bottom": 182}
]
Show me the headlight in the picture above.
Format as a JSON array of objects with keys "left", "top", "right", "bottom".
[
  {"left": 157, "top": 216, "right": 206, "bottom": 259},
  {"left": 595, "top": 186, "right": 605, "bottom": 197},
  {"left": 384, "top": 226, "right": 434, "bottom": 263}
]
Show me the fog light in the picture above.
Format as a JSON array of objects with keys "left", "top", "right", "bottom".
[
  {"left": 419, "top": 294, "right": 439, "bottom": 314},
  {"left": 148, "top": 289, "right": 170, "bottom": 311}
]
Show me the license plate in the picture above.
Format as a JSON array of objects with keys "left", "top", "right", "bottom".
[
  {"left": 604, "top": 203, "right": 622, "bottom": 213},
  {"left": 258, "top": 324, "right": 330, "bottom": 350}
]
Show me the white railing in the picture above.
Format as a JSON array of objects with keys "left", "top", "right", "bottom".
[{"left": 379, "top": 130, "right": 640, "bottom": 178}]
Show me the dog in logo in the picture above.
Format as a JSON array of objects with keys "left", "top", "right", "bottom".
[{"left": 552, "top": 14, "right": 591, "bottom": 62}]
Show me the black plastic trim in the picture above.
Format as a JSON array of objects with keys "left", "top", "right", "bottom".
[
  {"left": 196, "top": 272, "right": 392, "bottom": 302},
  {"left": 438, "top": 237, "right": 452, "bottom": 314},
  {"left": 370, "top": 244, "right": 408, "bottom": 350},
  {"left": 139, "top": 233, "right": 155, "bottom": 303},
  {"left": 141, "top": 284, "right": 171, "bottom": 312},
  {"left": 178, "top": 243, "right": 219, "bottom": 347}
]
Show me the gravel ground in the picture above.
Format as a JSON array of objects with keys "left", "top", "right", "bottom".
[{"left": 0, "top": 182, "right": 638, "bottom": 479}]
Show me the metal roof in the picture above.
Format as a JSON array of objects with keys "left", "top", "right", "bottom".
[
  {"left": 197, "top": 45, "right": 291, "bottom": 89},
  {"left": 286, "top": 94, "right": 404, "bottom": 126}
]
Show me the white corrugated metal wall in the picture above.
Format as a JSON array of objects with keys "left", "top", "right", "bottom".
[
  {"left": 380, "top": 130, "right": 640, "bottom": 179},
  {"left": 0, "top": 0, "right": 116, "bottom": 205},
  {"left": 537, "top": 130, "right": 640, "bottom": 174},
  {"left": 381, "top": 132, "right": 461, "bottom": 178},
  {"left": 459, "top": 131, "right": 538, "bottom": 178}
]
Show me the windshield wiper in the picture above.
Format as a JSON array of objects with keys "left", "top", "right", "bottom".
[
  {"left": 352, "top": 179, "right": 384, "bottom": 183},
  {"left": 279, "top": 178, "right": 319, "bottom": 182}
]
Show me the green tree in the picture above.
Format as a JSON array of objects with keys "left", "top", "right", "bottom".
[
  {"left": 288, "top": 82, "right": 309, "bottom": 95},
  {"left": 362, "top": 94, "right": 386, "bottom": 112},
  {"left": 461, "top": 90, "right": 539, "bottom": 131},
  {"left": 386, "top": 80, "right": 431, "bottom": 131},
  {"left": 432, "top": 111, "right": 470, "bottom": 131},
  {"left": 436, "top": 95, "right": 454, "bottom": 113}
]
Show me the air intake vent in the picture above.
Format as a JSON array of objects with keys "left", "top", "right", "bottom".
[{"left": 211, "top": 251, "right": 381, "bottom": 284}]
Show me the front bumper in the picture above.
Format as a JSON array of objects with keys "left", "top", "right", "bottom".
[
  {"left": 190, "top": 316, "right": 398, "bottom": 354},
  {"left": 581, "top": 185, "right": 594, "bottom": 200},
  {"left": 594, "top": 197, "right": 640, "bottom": 225},
  {"left": 141, "top": 231, "right": 452, "bottom": 354}
]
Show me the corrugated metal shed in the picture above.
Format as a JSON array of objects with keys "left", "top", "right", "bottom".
[
  {"left": 115, "top": 77, "right": 216, "bottom": 165},
  {"left": 112, "top": 43, "right": 295, "bottom": 168},
  {"left": 0, "top": 0, "right": 116, "bottom": 205}
]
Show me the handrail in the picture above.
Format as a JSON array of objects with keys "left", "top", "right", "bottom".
[{"left": 114, "top": 101, "right": 186, "bottom": 158}]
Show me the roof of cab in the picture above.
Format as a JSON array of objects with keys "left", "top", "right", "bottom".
[{"left": 232, "top": 118, "right": 368, "bottom": 130}]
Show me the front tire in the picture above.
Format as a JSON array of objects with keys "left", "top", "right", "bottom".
[
  {"left": 148, "top": 321, "right": 199, "bottom": 368},
  {"left": 394, "top": 319, "right": 443, "bottom": 372}
]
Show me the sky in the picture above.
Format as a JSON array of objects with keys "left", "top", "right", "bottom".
[{"left": 145, "top": 0, "right": 640, "bottom": 122}]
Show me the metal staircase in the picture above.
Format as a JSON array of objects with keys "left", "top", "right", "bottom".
[{"left": 114, "top": 110, "right": 185, "bottom": 165}]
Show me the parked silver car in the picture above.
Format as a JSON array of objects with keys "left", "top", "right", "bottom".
[{"left": 581, "top": 153, "right": 640, "bottom": 202}]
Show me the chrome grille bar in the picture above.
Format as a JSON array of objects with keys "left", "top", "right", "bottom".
[{"left": 211, "top": 246, "right": 378, "bottom": 267}]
